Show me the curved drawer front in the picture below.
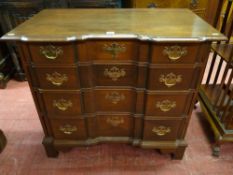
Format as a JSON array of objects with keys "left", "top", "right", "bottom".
[
  {"left": 34, "top": 67, "right": 80, "bottom": 89},
  {"left": 95, "top": 89, "right": 136, "bottom": 112},
  {"left": 49, "top": 118, "right": 87, "bottom": 140},
  {"left": 143, "top": 118, "right": 183, "bottom": 141},
  {"left": 93, "top": 64, "right": 137, "bottom": 86},
  {"left": 145, "top": 92, "right": 194, "bottom": 116},
  {"left": 151, "top": 43, "right": 200, "bottom": 64},
  {"left": 40, "top": 91, "right": 82, "bottom": 117},
  {"left": 83, "top": 89, "right": 136, "bottom": 113},
  {"left": 79, "top": 64, "right": 147, "bottom": 88},
  {"left": 28, "top": 43, "right": 76, "bottom": 65},
  {"left": 78, "top": 40, "right": 138, "bottom": 61},
  {"left": 148, "top": 66, "right": 200, "bottom": 90},
  {"left": 93, "top": 115, "right": 134, "bottom": 137}
]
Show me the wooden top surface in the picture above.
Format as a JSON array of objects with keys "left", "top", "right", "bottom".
[{"left": 1, "top": 9, "right": 226, "bottom": 42}]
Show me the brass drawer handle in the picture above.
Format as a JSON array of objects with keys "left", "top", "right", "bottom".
[
  {"left": 159, "top": 73, "right": 182, "bottom": 88},
  {"left": 105, "top": 91, "right": 125, "bottom": 104},
  {"left": 152, "top": 126, "right": 171, "bottom": 136},
  {"left": 46, "top": 72, "right": 68, "bottom": 86},
  {"left": 103, "top": 42, "right": 126, "bottom": 59},
  {"left": 106, "top": 116, "right": 124, "bottom": 127},
  {"left": 156, "top": 100, "right": 176, "bottom": 112},
  {"left": 40, "top": 45, "right": 63, "bottom": 60},
  {"left": 104, "top": 66, "right": 126, "bottom": 81},
  {"left": 53, "top": 99, "right": 72, "bottom": 111},
  {"left": 163, "top": 46, "right": 187, "bottom": 61},
  {"left": 59, "top": 124, "right": 77, "bottom": 135}
]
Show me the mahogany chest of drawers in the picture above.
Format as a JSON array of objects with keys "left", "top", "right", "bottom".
[{"left": 1, "top": 9, "right": 226, "bottom": 159}]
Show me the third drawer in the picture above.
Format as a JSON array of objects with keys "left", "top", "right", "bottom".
[{"left": 145, "top": 91, "right": 195, "bottom": 117}]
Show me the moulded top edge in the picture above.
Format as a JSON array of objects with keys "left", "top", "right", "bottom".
[{"left": 0, "top": 33, "right": 227, "bottom": 43}]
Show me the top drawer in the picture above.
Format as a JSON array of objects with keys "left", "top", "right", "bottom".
[
  {"left": 28, "top": 43, "right": 76, "bottom": 65},
  {"left": 151, "top": 43, "right": 201, "bottom": 64},
  {"left": 78, "top": 40, "right": 141, "bottom": 62}
]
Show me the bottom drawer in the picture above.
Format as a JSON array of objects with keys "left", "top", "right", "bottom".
[
  {"left": 49, "top": 118, "right": 87, "bottom": 140},
  {"left": 143, "top": 118, "right": 183, "bottom": 141},
  {"left": 92, "top": 115, "right": 134, "bottom": 137}
]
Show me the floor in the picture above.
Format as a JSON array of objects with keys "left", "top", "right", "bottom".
[{"left": 0, "top": 79, "right": 233, "bottom": 175}]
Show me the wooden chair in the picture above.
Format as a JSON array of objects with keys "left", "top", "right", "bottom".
[{"left": 198, "top": 0, "right": 233, "bottom": 157}]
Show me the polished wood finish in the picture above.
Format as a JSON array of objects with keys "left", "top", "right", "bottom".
[
  {"left": 2, "top": 9, "right": 225, "bottom": 41},
  {"left": 0, "top": 0, "right": 120, "bottom": 82},
  {"left": 131, "top": 0, "right": 210, "bottom": 20},
  {"left": 1, "top": 9, "right": 225, "bottom": 159}
]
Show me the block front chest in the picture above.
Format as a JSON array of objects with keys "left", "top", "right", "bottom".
[
  {"left": 2, "top": 9, "right": 225, "bottom": 159},
  {"left": 19, "top": 40, "right": 210, "bottom": 159}
]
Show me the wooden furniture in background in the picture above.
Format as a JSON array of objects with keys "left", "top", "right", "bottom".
[
  {"left": 198, "top": 0, "right": 233, "bottom": 157},
  {"left": 0, "top": 24, "right": 14, "bottom": 89},
  {"left": 0, "top": 0, "right": 121, "bottom": 84},
  {"left": 1, "top": 9, "right": 225, "bottom": 159},
  {"left": 128, "top": 0, "right": 216, "bottom": 23},
  {"left": 0, "top": 130, "right": 7, "bottom": 153}
]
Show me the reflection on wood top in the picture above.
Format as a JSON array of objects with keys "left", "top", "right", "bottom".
[{"left": 1, "top": 9, "right": 226, "bottom": 42}]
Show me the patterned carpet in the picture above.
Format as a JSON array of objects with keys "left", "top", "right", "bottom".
[{"left": 0, "top": 80, "right": 233, "bottom": 175}]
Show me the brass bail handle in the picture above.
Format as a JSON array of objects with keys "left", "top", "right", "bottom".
[
  {"left": 59, "top": 124, "right": 77, "bottom": 135},
  {"left": 46, "top": 72, "right": 68, "bottom": 86},
  {"left": 40, "top": 45, "right": 63, "bottom": 60},
  {"left": 152, "top": 126, "right": 171, "bottom": 136},
  {"left": 53, "top": 99, "right": 72, "bottom": 111},
  {"left": 159, "top": 73, "right": 182, "bottom": 88},
  {"left": 163, "top": 46, "right": 187, "bottom": 61}
]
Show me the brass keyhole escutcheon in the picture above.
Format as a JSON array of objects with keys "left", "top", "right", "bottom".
[
  {"left": 105, "top": 91, "right": 125, "bottom": 104},
  {"left": 103, "top": 42, "right": 126, "bottom": 59},
  {"left": 106, "top": 116, "right": 124, "bottom": 127},
  {"left": 104, "top": 66, "right": 126, "bottom": 81}
]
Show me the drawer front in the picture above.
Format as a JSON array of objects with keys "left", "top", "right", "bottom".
[
  {"left": 134, "top": 0, "right": 188, "bottom": 8},
  {"left": 34, "top": 67, "right": 80, "bottom": 89},
  {"left": 50, "top": 118, "right": 87, "bottom": 140},
  {"left": 28, "top": 43, "right": 75, "bottom": 64},
  {"left": 95, "top": 89, "right": 136, "bottom": 112},
  {"left": 80, "top": 40, "right": 138, "bottom": 61},
  {"left": 93, "top": 64, "right": 137, "bottom": 86},
  {"left": 95, "top": 115, "right": 134, "bottom": 137},
  {"left": 145, "top": 92, "right": 194, "bottom": 116},
  {"left": 148, "top": 67, "right": 200, "bottom": 90},
  {"left": 83, "top": 89, "right": 136, "bottom": 113},
  {"left": 40, "top": 91, "right": 82, "bottom": 117},
  {"left": 151, "top": 43, "right": 200, "bottom": 64},
  {"left": 143, "top": 118, "right": 182, "bottom": 141},
  {"left": 133, "top": 0, "right": 207, "bottom": 14}
]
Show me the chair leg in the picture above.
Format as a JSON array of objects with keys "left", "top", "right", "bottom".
[
  {"left": 0, "top": 130, "right": 7, "bottom": 153},
  {"left": 212, "top": 142, "right": 221, "bottom": 157}
]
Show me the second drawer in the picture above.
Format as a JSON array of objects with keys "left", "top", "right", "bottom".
[
  {"left": 33, "top": 67, "right": 80, "bottom": 89},
  {"left": 148, "top": 66, "right": 201, "bottom": 90}
]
